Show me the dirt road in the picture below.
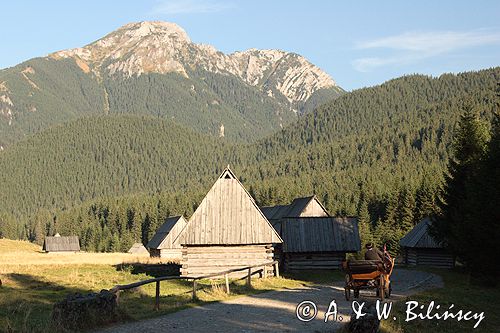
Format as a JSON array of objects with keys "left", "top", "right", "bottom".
[{"left": 97, "top": 269, "right": 443, "bottom": 333}]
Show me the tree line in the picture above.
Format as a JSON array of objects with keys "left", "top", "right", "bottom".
[{"left": 0, "top": 68, "right": 498, "bottom": 259}]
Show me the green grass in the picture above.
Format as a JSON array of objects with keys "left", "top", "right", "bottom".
[
  {"left": 1, "top": 259, "right": 334, "bottom": 332},
  {"left": 379, "top": 268, "right": 499, "bottom": 333}
]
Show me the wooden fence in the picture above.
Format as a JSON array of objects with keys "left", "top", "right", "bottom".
[{"left": 110, "top": 260, "right": 279, "bottom": 310}]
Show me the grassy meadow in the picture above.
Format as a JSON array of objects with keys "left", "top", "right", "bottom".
[
  {"left": 0, "top": 239, "right": 321, "bottom": 332},
  {"left": 378, "top": 268, "right": 499, "bottom": 333}
]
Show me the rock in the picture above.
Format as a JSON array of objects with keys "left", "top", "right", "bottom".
[{"left": 52, "top": 289, "right": 118, "bottom": 330}]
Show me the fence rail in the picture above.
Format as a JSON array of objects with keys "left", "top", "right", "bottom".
[{"left": 111, "top": 260, "right": 279, "bottom": 310}]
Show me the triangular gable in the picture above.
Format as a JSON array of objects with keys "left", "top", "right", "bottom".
[
  {"left": 147, "top": 216, "right": 188, "bottom": 249},
  {"left": 291, "top": 195, "right": 330, "bottom": 217},
  {"left": 180, "top": 166, "right": 282, "bottom": 245},
  {"left": 128, "top": 243, "right": 149, "bottom": 254},
  {"left": 261, "top": 195, "right": 329, "bottom": 220}
]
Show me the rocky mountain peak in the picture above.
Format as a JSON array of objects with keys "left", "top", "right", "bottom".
[
  {"left": 49, "top": 21, "right": 338, "bottom": 104},
  {"left": 118, "top": 21, "right": 190, "bottom": 42}
]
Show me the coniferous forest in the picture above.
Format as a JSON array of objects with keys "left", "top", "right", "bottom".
[{"left": 0, "top": 67, "right": 498, "bottom": 260}]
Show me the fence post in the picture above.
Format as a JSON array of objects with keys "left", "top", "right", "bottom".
[
  {"left": 263, "top": 265, "right": 268, "bottom": 279},
  {"left": 274, "top": 262, "right": 280, "bottom": 278},
  {"left": 247, "top": 268, "right": 252, "bottom": 287},
  {"left": 155, "top": 281, "right": 160, "bottom": 311},
  {"left": 192, "top": 280, "right": 198, "bottom": 300},
  {"left": 225, "top": 273, "right": 230, "bottom": 294}
]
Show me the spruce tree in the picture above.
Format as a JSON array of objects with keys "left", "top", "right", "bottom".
[{"left": 432, "top": 103, "right": 490, "bottom": 268}]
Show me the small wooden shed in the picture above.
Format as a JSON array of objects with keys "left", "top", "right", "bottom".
[
  {"left": 147, "top": 216, "right": 187, "bottom": 259},
  {"left": 400, "top": 218, "right": 455, "bottom": 268},
  {"left": 178, "top": 167, "right": 282, "bottom": 277},
  {"left": 43, "top": 235, "right": 80, "bottom": 253},
  {"left": 127, "top": 243, "right": 149, "bottom": 255},
  {"left": 279, "top": 217, "right": 361, "bottom": 270}
]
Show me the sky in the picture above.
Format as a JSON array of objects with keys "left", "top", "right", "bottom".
[{"left": 1, "top": 0, "right": 499, "bottom": 91}]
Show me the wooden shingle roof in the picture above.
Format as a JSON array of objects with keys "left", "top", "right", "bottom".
[
  {"left": 43, "top": 235, "right": 80, "bottom": 252},
  {"left": 261, "top": 196, "right": 329, "bottom": 220},
  {"left": 400, "top": 218, "right": 443, "bottom": 249},
  {"left": 128, "top": 243, "right": 149, "bottom": 254},
  {"left": 179, "top": 167, "right": 282, "bottom": 245},
  {"left": 280, "top": 217, "right": 360, "bottom": 253},
  {"left": 147, "top": 216, "right": 187, "bottom": 249}
]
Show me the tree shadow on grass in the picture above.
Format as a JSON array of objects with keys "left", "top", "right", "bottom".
[
  {"left": 0, "top": 273, "right": 97, "bottom": 332},
  {"left": 114, "top": 262, "right": 181, "bottom": 278}
]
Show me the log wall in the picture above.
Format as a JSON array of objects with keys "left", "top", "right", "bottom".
[
  {"left": 405, "top": 248, "right": 454, "bottom": 268},
  {"left": 150, "top": 248, "right": 182, "bottom": 261},
  {"left": 284, "top": 252, "right": 345, "bottom": 271},
  {"left": 181, "top": 245, "right": 275, "bottom": 278}
]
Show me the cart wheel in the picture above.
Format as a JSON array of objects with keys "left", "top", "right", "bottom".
[
  {"left": 345, "top": 287, "right": 351, "bottom": 301},
  {"left": 354, "top": 289, "right": 359, "bottom": 298},
  {"left": 379, "top": 275, "right": 385, "bottom": 301}
]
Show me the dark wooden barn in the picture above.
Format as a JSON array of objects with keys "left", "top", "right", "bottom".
[
  {"left": 178, "top": 167, "right": 282, "bottom": 277},
  {"left": 400, "top": 218, "right": 455, "bottom": 268},
  {"left": 277, "top": 217, "right": 361, "bottom": 270},
  {"left": 42, "top": 234, "right": 80, "bottom": 253},
  {"left": 147, "top": 215, "right": 187, "bottom": 260}
]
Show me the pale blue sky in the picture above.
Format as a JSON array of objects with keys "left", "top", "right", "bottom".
[{"left": 1, "top": 0, "right": 499, "bottom": 90}]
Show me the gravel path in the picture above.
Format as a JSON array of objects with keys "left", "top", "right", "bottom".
[{"left": 96, "top": 269, "right": 443, "bottom": 333}]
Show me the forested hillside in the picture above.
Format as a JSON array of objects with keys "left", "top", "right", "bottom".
[
  {"left": 0, "top": 21, "right": 343, "bottom": 148},
  {"left": 0, "top": 68, "right": 498, "bottom": 252}
]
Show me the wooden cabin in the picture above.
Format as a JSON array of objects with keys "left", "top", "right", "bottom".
[
  {"left": 147, "top": 216, "right": 187, "bottom": 260},
  {"left": 261, "top": 195, "right": 336, "bottom": 269},
  {"left": 127, "top": 243, "right": 149, "bottom": 255},
  {"left": 279, "top": 217, "right": 361, "bottom": 270},
  {"left": 43, "top": 234, "right": 80, "bottom": 253},
  {"left": 400, "top": 218, "right": 455, "bottom": 268},
  {"left": 178, "top": 167, "right": 282, "bottom": 278}
]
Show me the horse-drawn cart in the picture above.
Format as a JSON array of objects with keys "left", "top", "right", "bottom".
[{"left": 342, "top": 257, "right": 395, "bottom": 301}]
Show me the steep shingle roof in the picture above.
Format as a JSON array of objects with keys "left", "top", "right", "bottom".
[
  {"left": 179, "top": 167, "right": 282, "bottom": 245},
  {"left": 261, "top": 196, "right": 329, "bottom": 220},
  {"left": 399, "top": 218, "right": 443, "bottom": 249},
  {"left": 280, "top": 217, "right": 360, "bottom": 253},
  {"left": 147, "top": 216, "right": 187, "bottom": 249},
  {"left": 128, "top": 243, "right": 149, "bottom": 254}
]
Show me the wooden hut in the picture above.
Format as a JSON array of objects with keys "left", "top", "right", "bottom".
[
  {"left": 178, "top": 167, "right": 282, "bottom": 277},
  {"left": 43, "top": 234, "right": 80, "bottom": 253},
  {"left": 400, "top": 218, "right": 455, "bottom": 268},
  {"left": 279, "top": 217, "right": 360, "bottom": 270},
  {"left": 147, "top": 216, "right": 187, "bottom": 259},
  {"left": 127, "top": 243, "right": 149, "bottom": 255},
  {"left": 261, "top": 195, "right": 331, "bottom": 268}
]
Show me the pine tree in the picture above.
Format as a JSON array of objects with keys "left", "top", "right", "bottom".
[
  {"left": 398, "top": 187, "right": 415, "bottom": 233},
  {"left": 356, "top": 195, "right": 373, "bottom": 257},
  {"left": 414, "top": 176, "right": 438, "bottom": 223},
  {"left": 432, "top": 103, "right": 490, "bottom": 265},
  {"left": 462, "top": 110, "right": 500, "bottom": 282}
]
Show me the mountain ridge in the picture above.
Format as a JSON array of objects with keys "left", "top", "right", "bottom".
[
  {"left": 1, "top": 68, "right": 497, "bottom": 220},
  {"left": 50, "top": 21, "right": 338, "bottom": 105},
  {"left": 0, "top": 21, "right": 343, "bottom": 148}
]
